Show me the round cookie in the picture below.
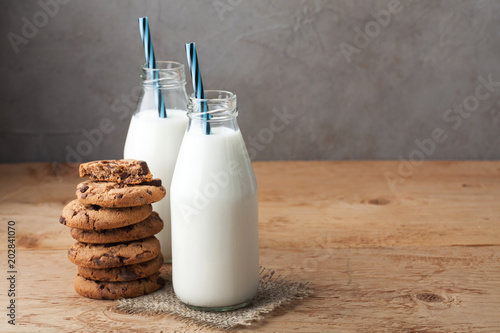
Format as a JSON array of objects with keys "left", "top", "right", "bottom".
[
  {"left": 60, "top": 200, "right": 153, "bottom": 230},
  {"left": 77, "top": 254, "right": 163, "bottom": 282},
  {"left": 74, "top": 272, "right": 165, "bottom": 300},
  {"left": 68, "top": 236, "right": 161, "bottom": 268},
  {"left": 76, "top": 180, "right": 166, "bottom": 208},
  {"left": 70, "top": 212, "right": 163, "bottom": 244}
]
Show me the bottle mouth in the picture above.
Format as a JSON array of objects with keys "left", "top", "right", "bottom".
[
  {"left": 188, "top": 90, "right": 237, "bottom": 121},
  {"left": 141, "top": 61, "right": 186, "bottom": 87}
]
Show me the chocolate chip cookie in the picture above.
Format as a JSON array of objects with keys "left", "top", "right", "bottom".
[
  {"left": 74, "top": 272, "right": 165, "bottom": 299},
  {"left": 68, "top": 236, "right": 161, "bottom": 268},
  {"left": 70, "top": 212, "right": 163, "bottom": 244},
  {"left": 60, "top": 200, "right": 152, "bottom": 230},
  {"left": 76, "top": 180, "right": 166, "bottom": 208},
  {"left": 77, "top": 254, "right": 163, "bottom": 282},
  {"left": 79, "top": 159, "right": 153, "bottom": 184}
]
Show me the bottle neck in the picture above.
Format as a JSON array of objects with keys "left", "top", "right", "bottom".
[
  {"left": 137, "top": 61, "right": 188, "bottom": 113},
  {"left": 187, "top": 115, "right": 239, "bottom": 134},
  {"left": 140, "top": 61, "right": 186, "bottom": 88},
  {"left": 186, "top": 90, "right": 239, "bottom": 135}
]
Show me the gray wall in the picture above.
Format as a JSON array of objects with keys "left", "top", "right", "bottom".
[{"left": 1, "top": 0, "right": 499, "bottom": 162}]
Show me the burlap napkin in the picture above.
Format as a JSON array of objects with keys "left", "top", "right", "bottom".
[{"left": 114, "top": 267, "right": 313, "bottom": 329}]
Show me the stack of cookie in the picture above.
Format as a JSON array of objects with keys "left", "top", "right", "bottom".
[{"left": 59, "top": 160, "right": 167, "bottom": 300}]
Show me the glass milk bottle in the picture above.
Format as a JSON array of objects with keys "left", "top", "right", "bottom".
[
  {"left": 171, "top": 90, "right": 259, "bottom": 311},
  {"left": 123, "top": 61, "right": 188, "bottom": 262}
]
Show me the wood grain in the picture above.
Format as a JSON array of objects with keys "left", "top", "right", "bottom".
[{"left": 0, "top": 161, "right": 499, "bottom": 332}]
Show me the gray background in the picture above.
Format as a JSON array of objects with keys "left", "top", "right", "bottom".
[{"left": 1, "top": 0, "right": 499, "bottom": 163}]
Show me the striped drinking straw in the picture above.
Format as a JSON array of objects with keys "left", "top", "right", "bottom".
[
  {"left": 185, "top": 42, "right": 211, "bottom": 135},
  {"left": 138, "top": 17, "right": 166, "bottom": 118}
]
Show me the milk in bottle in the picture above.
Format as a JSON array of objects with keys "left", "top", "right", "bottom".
[{"left": 124, "top": 61, "right": 188, "bottom": 262}]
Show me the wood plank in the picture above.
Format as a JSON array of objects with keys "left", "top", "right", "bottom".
[{"left": 254, "top": 161, "right": 500, "bottom": 249}]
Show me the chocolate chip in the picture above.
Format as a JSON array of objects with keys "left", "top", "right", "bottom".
[
  {"left": 94, "top": 258, "right": 101, "bottom": 266},
  {"left": 140, "top": 179, "right": 162, "bottom": 186},
  {"left": 120, "top": 172, "right": 130, "bottom": 179},
  {"left": 88, "top": 205, "right": 101, "bottom": 211},
  {"left": 153, "top": 180, "right": 162, "bottom": 186},
  {"left": 59, "top": 216, "right": 67, "bottom": 225},
  {"left": 118, "top": 270, "right": 138, "bottom": 281},
  {"left": 116, "top": 194, "right": 123, "bottom": 199},
  {"left": 139, "top": 161, "right": 149, "bottom": 175},
  {"left": 146, "top": 190, "right": 152, "bottom": 195},
  {"left": 81, "top": 193, "right": 88, "bottom": 199},
  {"left": 116, "top": 255, "right": 126, "bottom": 264},
  {"left": 99, "top": 284, "right": 105, "bottom": 289},
  {"left": 79, "top": 185, "right": 89, "bottom": 193}
]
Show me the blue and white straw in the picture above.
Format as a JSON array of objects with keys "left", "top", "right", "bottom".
[
  {"left": 185, "top": 42, "right": 211, "bottom": 135},
  {"left": 138, "top": 17, "right": 166, "bottom": 118}
]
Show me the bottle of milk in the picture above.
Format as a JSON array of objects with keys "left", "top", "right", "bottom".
[
  {"left": 171, "top": 90, "right": 259, "bottom": 311},
  {"left": 123, "top": 61, "right": 188, "bottom": 262}
]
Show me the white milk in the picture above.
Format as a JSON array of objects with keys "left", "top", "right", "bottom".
[
  {"left": 124, "top": 109, "right": 188, "bottom": 261},
  {"left": 171, "top": 127, "right": 259, "bottom": 309}
]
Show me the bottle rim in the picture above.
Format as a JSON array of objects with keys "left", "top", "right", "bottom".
[
  {"left": 140, "top": 61, "right": 186, "bottom": 87},
  {"left": 141, "top": 60, "right": 184, "bottom": 72},
  {"left": 188, "top": 90, "right": 237, "bottom": 121}
]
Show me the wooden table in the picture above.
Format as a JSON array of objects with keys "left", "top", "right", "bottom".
[{"left": 0, "top": 161, "right": 499, "bottom": 332}]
